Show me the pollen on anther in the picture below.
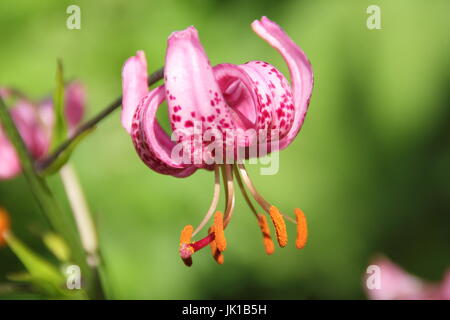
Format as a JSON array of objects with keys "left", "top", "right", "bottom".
[
  {"left": 268, "top": 206, "right": 288, "bottom": 247},
  {"left": 209, "top": 227, "right": 224, "bottom": 265},
  {"left": 179, "top": 225, "right": 194, "bottom": 266},
  {"left": 294, "top": 208, "right": 308, "bottom": 249},
  {"left": 180, "top": 225, "right": 193, "bottom": 245},
  {"left": 258, "top": 214, "right": 275, "bottom": 255},
  {"left": 213, "top": 212, "right": 226, "bottom": 252}
]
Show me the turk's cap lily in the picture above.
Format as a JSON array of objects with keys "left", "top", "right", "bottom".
[
  {"left": 0, "top": 82, "right": 85, "bottom": 179},
  {"left": 365, "top": 256, "right": 450, "bottom": 300},
  {"left": 121, "top": 16, "right": 313, "bottom": 177},
  {"left": 121, "top": 17, "right": 312, "bottom": 266}
]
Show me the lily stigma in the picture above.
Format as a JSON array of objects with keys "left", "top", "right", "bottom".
[{"left": 121, "top": 17, "right": 313, "bottom": 266}]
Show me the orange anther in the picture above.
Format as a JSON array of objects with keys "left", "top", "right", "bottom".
[
  {"left": 268, "top": 206, "right": 288, "bottom": 247},
  {"left": 294, "top": 208, "right": 308, "bottom": 249},
  {"left": 258, "top": 214, "right": 274, "bottom": 255},
  {"left": 180, "top": 225, "right": 193, "bottom": 245},
  {"left": 0, "top": 207, "right": 10, "bottom": 247},
  {"left": 209, "top": 227, "right": 224, "bottom": 265},
  {"left": 213, "top": 211, "right": 226, "bottom": 252},
  {"left": 179, "top": 225, "right": 194, "bottom": 267}
]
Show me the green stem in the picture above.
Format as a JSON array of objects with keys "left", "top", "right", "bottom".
[{"left": 0, "top": 97, "right": 94, "bottom": 297}]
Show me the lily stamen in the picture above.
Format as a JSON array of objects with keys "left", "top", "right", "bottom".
[
  {"left": 258, "top": 214, "right": 275, "bottom": 255},
  {"left": 235, "top": 165, "right": 276, "bottom": 254},
  {"left": 234, "top": 165, "right": 259, "bottom": 218},
  {"left": 236, "top": 163, "right": 310, "bottom": 251},
  {"left": 236, "top": 163, "right": 271, "bottom": 212},
  {"left": 213, "top": 211, "right": 227, "bottom": 252},
  {"left": 269, "top": 206, "right": 288, "bottom": 247},
  {"left": 0, "top": 207, "right": 10, "bottom": 247},
  {"left": 295, "top": 208, "right": 308, "bottom": 249},
  {"left": 209, "top": 226, "right": 224, "bottom": 264},
  {"left": 192, "top": 166, "right": 221, "bottom": 237},
  {"left": 236, "top": 163, "right": 296, "bottom": 221},
  {"left": 221, "top": 165, "right": 235, "bottom": 228},
  {"left": 179, "top": 225, "right": 194, "bottom": 266},
  {"left": 179, "top": 230, "right": 216, "bottom": 266},
  {"left": 180, "top": 210, "right": 228, "bottom": 264}
]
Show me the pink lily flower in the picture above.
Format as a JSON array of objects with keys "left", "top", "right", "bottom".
[
  {"left": 0, "top": 82, "right": 85, "bottom": 179},
  {"left": 121, "top": 17, "right": 313, "bottom": 266},
  {"left": 365, "top": 256, "right": 450, "bottom": 300}
]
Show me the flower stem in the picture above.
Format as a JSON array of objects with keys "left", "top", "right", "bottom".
[
  {"left": 36, "top": 66, "right": 164, "bottom": 173},
  {"left": 60, "top": 164, "right": 98, "bottom": 265},
  {"left": 0, "top": 96, "right": 94, "bottom": 296}
]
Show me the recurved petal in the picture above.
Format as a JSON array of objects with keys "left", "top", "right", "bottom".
[
  {"left": 131, "top": 85, "right": 197, "bottom": 178},
  {"left": 65, "top": 81, "right": 85, "bottom": 133},
  {"left": 251, "top": 17, "right": 313, "bottom": 149},
  {"left": 213, "top": 63, "right": 261, "bottom": 147},
  {"left": 122, "top": 50, "right": 149, "bottom": 134},
  {"left": 240, "top": 61, "right": 295, "bottom": 142},
  {"left": 165, "top": 26, "right": 234, "bottom": 135}
]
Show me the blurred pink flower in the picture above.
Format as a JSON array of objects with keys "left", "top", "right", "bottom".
[
  {"left": 0, "top": 82, "right": 85, "bottom": 179},
  {"left": 365, "top": 256, "right": 450, "bottom": 300}
]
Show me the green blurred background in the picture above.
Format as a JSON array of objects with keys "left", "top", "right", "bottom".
[{"left": 1, "top": 0, "right": 449, "bottom": 299}]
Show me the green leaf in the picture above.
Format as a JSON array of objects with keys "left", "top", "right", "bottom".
[
  {"left": 50, "top": 59, "right": 67, "bottom": 150},
  {"left": 6, "top": 272, "right": 33, "bottom": 282},
  {"left": 41, "top": 127, "right": 95, "bottom": 176},
  {"left": 43, "top": 232, "right": 71, "bottom": 262},
  {"left": 5, "top": 233, "right": 89, "bottom": 299},
  {"left": 5, "top": 233, "right": 64, "bottom": 288}
]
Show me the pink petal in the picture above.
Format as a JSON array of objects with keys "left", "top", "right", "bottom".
[
  {"left": 122, "top": 51, "right": 149, "bottom": 134},
  {"left": 0, "top": 99, "right": 50, "bottom": 179},
  {"left": 0, "top": 129, "right": 21, "bottom": 179},
  {"left": 0, "top": 87, "right": 11, "bottom": 99},
  {"left": 440, "top": 270, "right": 450, "bottom": 300},
  {"left": 11, "top": 100, "right": 49, "bottom": 159},
  {"left": 213, "top": 63, "right": 261, "bottom": 148},
  {"left": 165, "top": 26, "right": 234, "bottom": 140},
  {"left": 251, "top": 17, "right": 313, "bottom": 149},
  {"left": 37, "top": 98, "right": 54, "bottom": 132},
  {"left": 65, "top": 81, "right": 85, "bottom": 134},
  {"left": 131, "top": 85, "right": 197, "bottom": 178},
  {"left": 240, "top": 61, "right": 295, "bottom": 140},
  {"left": 365, "top": 256, "right": 426, "bottom": 300}
]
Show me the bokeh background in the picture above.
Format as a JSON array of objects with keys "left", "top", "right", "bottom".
[{"left": 1, "top": 0, "right": 449, "bottom": 299}]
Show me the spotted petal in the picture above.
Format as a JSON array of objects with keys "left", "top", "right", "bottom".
[
  {"left": 165, "top": 26, "right": 234, "bottom": 137},
  {"left": 131, "top": 85, "right": 197, "bottom": 178},
  {"left": 122, "top": 51, "right": 197, "bottom": 177},
  {"left": 252, "top": 17, "right": 313, "bottom": 149}
]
